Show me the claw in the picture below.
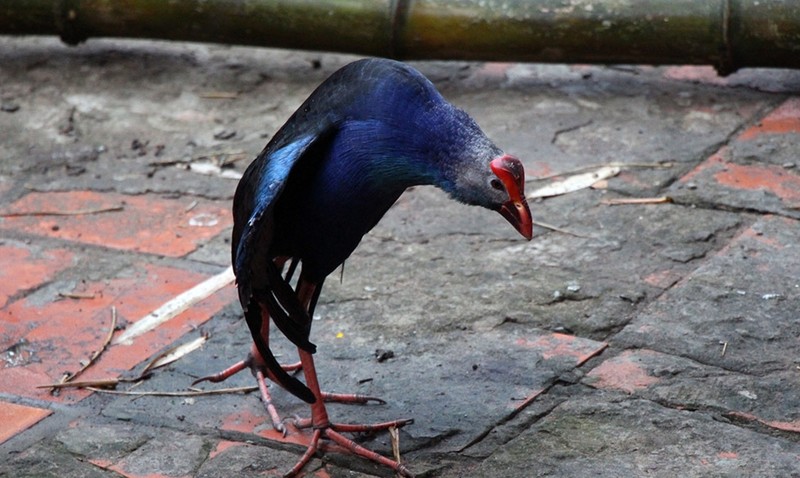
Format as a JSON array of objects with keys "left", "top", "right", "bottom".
[{"left": 322, "top": 392, "right": 386, "bottom": 405}]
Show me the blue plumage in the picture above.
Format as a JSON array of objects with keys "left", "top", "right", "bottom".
[{"left": 220, "top": 58, "right": 532, "bottom": 477}]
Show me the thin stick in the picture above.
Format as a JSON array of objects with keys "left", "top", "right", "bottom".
[
  {"left": 57, "top": 292, "right": 96, "bottom": 300},
  {"left": 0, "top": 205, "right": 124, "bottom": 217},
  {"left": 113, "top": 267, "right": 235, "bottom": 345},
  {"left": 533, "top": 220, "right": 588, "bottom": 238},
  {"left": 55, "top": 307, "right": 117, "bottom": 389},
  {"left": 601, "top": 196, "right": 673, "bottom": 206},
  {"left": 530, "top": 161, "right": 673, "bottom": 182},
  {"left": 389, "top": 426, "right": 402, "bottom": 477},
  {"left": 40, "top": 378, "right": 126, "bottom": 390},
  {"left": 85, "top": 385, "right": 258, "bottom": 397}
]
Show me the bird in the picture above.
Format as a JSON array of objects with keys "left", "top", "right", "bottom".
[{"left": 194, "top": 58, "right": 533, "bottom": 477}]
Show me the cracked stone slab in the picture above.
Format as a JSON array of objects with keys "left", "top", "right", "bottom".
[
  {"left": 614, "top": 215, "right": 800, "bottom": 375},
  {"left": 671, "top": 98, "right": 800, "bottom": 219},
  {"left": 460, "top": 394, "right": 800, "bottom": 478},
  {"left": 197, "top": 439, "right": 350, "bottom": 478},
  {"left": 349, "top": 186, "right": 742, "bottom": 340},
  {"left": 56, "top": 423, "right": 153, "bottom": 461},
  {"left": 0, "top": 441, "right": 118, "bottom": 478},
  {"left": 584, "top": 348, "right": 800, "bottom": 435},
  {"left": 90, "top": 429, "right": 210, "bottom": 477},
  {"left": 461, "top": 64, "right": 773, "bottom": 200},
  {"left": 100, "top": 312, "right": 606, "bottom": 475},
  {"left": 113, "top": 327, "right": 607, "bottom": 438},
  {"left": 672, "top": 145, "right": 800, "bottom": 219},
  {"left": 6, "top": 423, "right": 212, "bottom": 478},
  {"left": 3, "top": 35, "right": 800, "bottom": 478}
]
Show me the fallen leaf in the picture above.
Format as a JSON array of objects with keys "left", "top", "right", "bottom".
[{"left": 528, "top": 166, "right": 621, "bottom": 199}]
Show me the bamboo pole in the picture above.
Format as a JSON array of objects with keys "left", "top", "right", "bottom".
[{"left": 1, "top": 0, "right": 799, "bottom": 75}]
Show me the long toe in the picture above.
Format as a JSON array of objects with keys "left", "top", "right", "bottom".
[
  {"left": 323, "top": 428, "right": 414, "bottom": 477},
  {"left": 191, "top": 359, "right": 249, "bottom": 385},
  {"left": 322, "top": 391, "right": 386, "bottom": 405}
]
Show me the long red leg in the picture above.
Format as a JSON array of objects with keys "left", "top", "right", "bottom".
[
  {"left": 194, "top": 260, "right": 413, "bottom": 475},
  {"left": 281, "top": 279, "right": 414, "bottom": 478}
]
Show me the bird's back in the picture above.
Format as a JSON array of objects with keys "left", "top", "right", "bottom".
[{"left": 233, "top": 59, "right": 451, "bottom": 283}]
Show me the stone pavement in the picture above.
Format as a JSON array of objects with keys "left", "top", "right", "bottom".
[{"left": 1, "top": 38, "right": 799, "bottom": 477}]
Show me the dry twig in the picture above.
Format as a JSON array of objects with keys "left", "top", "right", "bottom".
[
  {"left": 389, "top": 426, "right": 402, "bottom": 477},
  {"left": 533, "top": 220, "right": 588, "bottom": 238},
  {"left": 601, "top": 196, "right": 673, "bottom": 206},
  {"left": 57, "top": 291, "right": 96, "bottom": 300},
  {"left": 86, "top": 385, "right": 258, "bottom": 397},
  {"left": 0, "top": 205, "right": 124, "bottom": 218},
  {"left": 530, "top": 161, "right": 674, "bottom": 182},
  {"left": 53, "top": 307, "right": 117, "bottom": 391}
]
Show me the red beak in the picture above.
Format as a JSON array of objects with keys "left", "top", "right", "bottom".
[{"left": 490, "top": 155, "right": 533, "bottom": 240}]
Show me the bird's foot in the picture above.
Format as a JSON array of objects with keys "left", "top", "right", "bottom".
[
  {"left": 290, "top": 416, "right": 412, "bottom": 433},
  {"left": 284, "top": 419, "right": 415, "bottom": 478},
  {"left": 192, "top": 359, "right": 386, "bottom": 434}
]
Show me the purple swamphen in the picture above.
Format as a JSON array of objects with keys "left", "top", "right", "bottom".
[{"left": 195, "top": 58, "right": 533, "bottom": 477}]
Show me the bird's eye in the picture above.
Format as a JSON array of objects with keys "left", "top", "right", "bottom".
[{"left": 490, "top": 178, "right": 505, "bottom": 191}]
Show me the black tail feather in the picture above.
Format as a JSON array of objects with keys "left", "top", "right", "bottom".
[
  {"left": 244, "top": 302, "right": 315, "bottom": 404},
  {"left": 254, "top": 260, "right": 317, "bottom": 353}
]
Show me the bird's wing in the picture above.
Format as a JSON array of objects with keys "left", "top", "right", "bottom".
[
  {"left": 232, "top": 132, "right": 332, "bottom": 404},
  {"left": 231, "top": 58, "right": 399, "bottom": 403},
  {"left": 233, "top": 134, "right": 316, "bottom": 291}
]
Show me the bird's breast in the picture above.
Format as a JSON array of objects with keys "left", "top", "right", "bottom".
[{"left": 271, "top": 162, "right": 403, "bottom": 283}]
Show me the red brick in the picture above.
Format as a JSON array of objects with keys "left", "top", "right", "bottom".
[
  {"left": 0, "top": 191, "right": 231, "bottom": 257},
  {"left": 679, "top": 147, "right": 800, "bottom": 203},
  {"left": 663, "top": 66, "right": 728, "bottom": 85},
  {"left": 0, "top": 244, "right": 73, "bottom": 309},
  {"left": 585, "top": 350, "right": 662, "bottom": 394},
  {"left": 0, "top": 400, "right": 52, "bottom": 444},
  {"left": 514, "top": 332, "right": 608, "bottom": 365},
  {"left": 739, "top": 97, "right": 800, "bottom": 141},
  {"left": 208, "top": 440, "right": 245, "bottom": 460},
  {"left": 0, "top": 263, "right": 236, "bottom": 402},
  {"left": 219, "top": 409, "right": 346, "bottom": 453}
]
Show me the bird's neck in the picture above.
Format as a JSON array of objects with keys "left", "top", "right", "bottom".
[{"left": 332, "top": 120, "right": 451, "bottom": 194}]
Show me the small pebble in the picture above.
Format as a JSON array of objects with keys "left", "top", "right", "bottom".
[
  {"left": 566, "top": 283, "right": 581, "bottom": 293},
  {"left": 1, "top": 101, "right": 20, "bottom": 113},
  {"left": 375, "top": 349, "right": 395, "bottom": 362}
]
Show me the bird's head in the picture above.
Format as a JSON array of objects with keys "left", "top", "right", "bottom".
[
  {"left": 435, "top": 113, "right": 533, "bottom": 241},
  {"left": 489, "top": 154, "right": 533, "bottom": 240},
  {"left": 341, "top": 59, "right": 533, "bottom": 241}
]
